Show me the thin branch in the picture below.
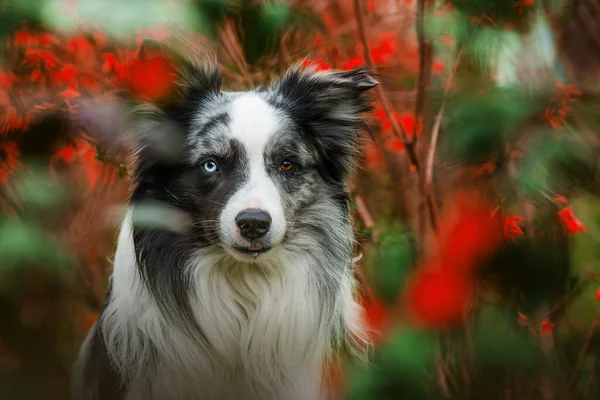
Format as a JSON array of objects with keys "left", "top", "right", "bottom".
[
  {"left": 424, "top": 42, "right": 466, "bottom": 191},
  {"left": 353, "top": 0, "right": 439, "bottom": 232},
  {"left": 412, "top": 0, "right": 432, "bottom": 145},
  {"left": 568, "top": 316, "right": 600, "bottom": 393},
  {"left": 584, "top": 344, "right": 600, "bottom": 397},
  {"left": 355, "top": 195, "right": 375, "bottom": 230}
]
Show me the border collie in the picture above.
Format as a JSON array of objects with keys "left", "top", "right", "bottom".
[{"left": 71, "top": 41, "right": 378, "bottom": 400}]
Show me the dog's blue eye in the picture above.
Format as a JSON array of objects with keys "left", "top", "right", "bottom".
[{"left": 201, "top": 160, "right": 218, "bottom": 173}]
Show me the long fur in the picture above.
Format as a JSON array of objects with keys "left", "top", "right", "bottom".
[{"left": 71, "top": 43, "right": 377, "bottom": 400}]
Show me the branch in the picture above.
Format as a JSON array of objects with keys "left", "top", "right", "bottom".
[
  {"left": 412, "top": 0, "right": 433, "bottom": 145},
  {"left": 568, "top": 316, "right": 600, "bottom": 393},
  {"left": 353, "top": 0, "right": 439, "bottom": 232},
  {"left": 424, "top": 43, "right": 466, "bottom": 191}
]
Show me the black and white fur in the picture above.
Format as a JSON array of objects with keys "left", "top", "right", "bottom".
[{"left": 71, "top": 44, "right": 378, "bottom": 400}]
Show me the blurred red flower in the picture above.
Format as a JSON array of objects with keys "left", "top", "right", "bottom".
[
  {"left": 540, "top": 320, "right": 554, "bottom": 335},
  {"left": 406, "top": 198, "right": 503, "bottom": 328},
  {"left": 127, "top": 54, "right": 177, "bottom": 101},
  {"left": 558, "top": 206, "right": 585, "bottom": 235},
  {"left": 343, "top": 56, "right": 364, "bottom": 70},
  {"left": 406, "top": 267, "right": 472, "bottom": 328},
  {"left": 504, "top": 216, "right": 524, "bottom": 241},
  {"left": 394, "top": 112, "right": 422, "bottom": 136}
]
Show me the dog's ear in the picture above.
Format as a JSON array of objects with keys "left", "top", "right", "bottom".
[{"left": 273, "top": 64, "right": 378, "bottom": 183}]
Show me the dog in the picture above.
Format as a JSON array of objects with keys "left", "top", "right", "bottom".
[{"left": 71, "top": 41, "right": 378, "bottom": 400}]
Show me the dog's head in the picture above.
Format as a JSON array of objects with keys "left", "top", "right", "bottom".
[{"left": 130, "top": 41, "right": 377, "bottom": 264}]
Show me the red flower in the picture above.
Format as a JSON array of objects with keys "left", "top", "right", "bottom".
[
  {"left": 374, "top": 107, "right": 391, "bottom": 131},
  {"left": 438, "top": 203, "right": 503, "bottom": 272},
  {"left": 406, "top": 268, "right": 472, "bottom": 328},
  {"left": 504, "top": 216, "right": 524, "bottom": 241},
  {"left": 394, "top": 112, "right": 422, "bottom": 136},
  {"left": 555, "top": 195, "right": 568, "bottom": 204},
  {"left": 102, "top": 53, "right": 119, "bottom": 73},
  {"left": 517, "top": 311, "right": 528, "bottom": 325},
  {"left": 371, "top": 33, "right": 396, "bottom": 65},
  {"left": 67, "top": 36, "right": 95, "bottom": 61},
  {"left": 23, "top": 49, "right": 59, "bottom": 69},
  {"left": 595, "top": 287, "right": 600, "bottom": 302},
  {"left": 384, "top": 138, "right": 404, "bottom": 153},
  {"left": 433, "top": 60, "right": 445, "bottom": 74},
  {"left": 0, "top": 71, "right": 18, "bottom": 89},
  {"left": 540, "top": 320, "right": 554, "bottom": 335},
  {"left": 405, "top": 198, "right": 503, "bottom": 329},
  {"left": 51, "top": 64, "right": 78, "bottom": 85},
  {"left": 127, "top": 54, "right": 177, "bottom": 101},
  {"left": 361, "top": 290, "right": 388, "bottom": 341},
  {"left": 558, "top": 206, "right": 585, "bottom": 235},
  {"left": 343, "top": 56, "right": 364, "bottom": 70},
  {"left": 14, "top": 30, "right": 38, "bottom": 47}
]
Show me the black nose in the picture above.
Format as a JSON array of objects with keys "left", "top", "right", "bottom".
[{"left": 235, "top": 209, "right": 272, "bottom": 240}]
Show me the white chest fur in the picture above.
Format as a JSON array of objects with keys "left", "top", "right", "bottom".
[{"left": 99, "top": 214, "right": 358, "bottom": 400}]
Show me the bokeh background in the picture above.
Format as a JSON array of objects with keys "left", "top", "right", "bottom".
[{"left": 1, "top": 0, "right": 600, "bottom": 399}]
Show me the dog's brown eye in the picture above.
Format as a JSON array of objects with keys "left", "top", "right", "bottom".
[{"left": 280, "top": 160, "right": 294, "bottom": 172}]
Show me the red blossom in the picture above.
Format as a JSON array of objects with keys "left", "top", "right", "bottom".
[
  {"left": 374, "top": 106, "right": 392, "bottom": 132},
  {"left": 370, "top": 33, "right": 396, "bottom": 65},
  {"left": 0, "top": 71, "right": 18, "bottom": 88},
  {"left": 23, "top": 49, "right": 59, "bottom": 69},
  {"left": 595, "top": 287, "right": 600, "bottom": 302},
  {"left": 67, "top": 36, "right": 95, "bottom": 60},
  {"left": 394, "top": 112, "right": 422, "bottom": 136},
  {"left": 432, "top": 60, "right": 445, "bottom": 74},
  {"left": 343, "top": 56, "right": 363, "bottom": 70},
  {"left": 405, "top": 198, "right": 503, "bottom": 328},
  {"left": 51, "top": 64, "right": 78, "bottom": 85},
  {"left": 361, "top": 290, "right": 388, "bottom": 340},
  {"left": 558, "top": 206, "right": 585, "bottom": 235},
  {"left": 406, "top": 267, "right": 472, "bottom": 328},
  {"left": 504, "top": 216, "right": 524, "bottom": 241},
  {"left": 555, "top": 195, "right": 568, "bottom": 204},
  {"left": 126, "top": 54, "right": 177, "bottom": 101},
  {"left": 540, "top": 320, "right": 554, "bottom": 335},
  {"left": 384, "top": 138, "right": 404, "bottom": 153},
  {"left": 517, "top": 311, "right": 529, "bottom": 325}
]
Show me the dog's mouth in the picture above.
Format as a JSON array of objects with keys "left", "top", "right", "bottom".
[{"left": 232, "top": 244, "right": 271, "bottom": 258}]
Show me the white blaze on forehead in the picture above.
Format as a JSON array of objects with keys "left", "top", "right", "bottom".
[
  {"left": 219, "top": 92, "right": 287, "bottom": 253},
  {"left": 228, "top": 93, "right": 280, "bottom": 159}
]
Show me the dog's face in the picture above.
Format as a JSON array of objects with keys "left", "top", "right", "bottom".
[{"left": 130, "top": 44, "right": 377, "bottom": 264}]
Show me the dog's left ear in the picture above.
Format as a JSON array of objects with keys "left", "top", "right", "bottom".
[{"left": 273, "top": 65, "right": 378, "bottom": 183}]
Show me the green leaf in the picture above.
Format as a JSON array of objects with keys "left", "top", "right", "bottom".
[
  {"left": 474, "top": 305, "right": 542, "bottom": 368},
  {"left": 42, "top": 0, "right": 203, "bottom": 38},
  {"left": 9, "top": 169, "right": 66, "bottom": 213},
  {"left": 367, "top": 226, "right": 417, "bottom": 304},
  {"left": 0, "top": 220, "right": 72, "bottom": 272},
  {"left": 346, "top": 329, "right": 437, "bottom": 400},
  {"left": 443, "top": 89, "right": 534, "bottom": 164}
]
